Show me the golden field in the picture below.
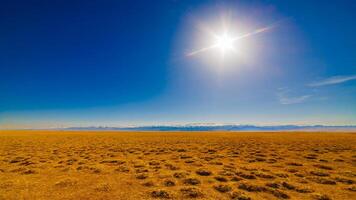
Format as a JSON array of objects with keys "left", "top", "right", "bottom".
[{"left": 0, "top": 131, "right": 355, "bottom": 200}]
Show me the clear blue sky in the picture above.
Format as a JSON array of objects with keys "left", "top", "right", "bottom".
[{"left": 1, "top": 0, "right": 355, "bottom": 128}]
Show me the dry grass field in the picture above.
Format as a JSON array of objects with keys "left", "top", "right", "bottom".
[{"left": 0, "top": 131, "right": 355, "bottom": 200}]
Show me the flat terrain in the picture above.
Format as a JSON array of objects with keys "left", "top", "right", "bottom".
[{"left": 0, "top": 131, "right": 355, "bottom": 200}]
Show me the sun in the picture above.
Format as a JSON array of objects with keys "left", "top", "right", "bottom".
[
  {"left": 215, "top": 32, "right": 235, "bottom": 54},
  {"left": 187, "top": 19, "right": 280, "bottom": 58}
]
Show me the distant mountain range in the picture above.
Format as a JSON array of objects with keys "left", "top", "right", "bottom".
[{"left": 60, "top": 124, "right": 356, "bottom": 131}]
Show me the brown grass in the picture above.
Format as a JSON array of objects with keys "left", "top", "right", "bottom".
[{"left": 0, "top": 130, "right": 355, "bottom": 200}]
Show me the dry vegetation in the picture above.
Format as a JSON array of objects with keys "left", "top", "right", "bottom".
[{"left": 0, "top": 130, "right": 355, "bottom": 200}]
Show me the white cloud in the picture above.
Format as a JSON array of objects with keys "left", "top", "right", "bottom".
[
  {"left": 277, "top": 74, "right": 356, "bottom": 105},
  {"left": 308, "top": 75, "right": 356, "bottom": 87},
  {"left": 277, "top": 88, "right": 311, "bottom": 105},
  {"left": 278, "top": 95, "right": 311, "bottom": 105}
]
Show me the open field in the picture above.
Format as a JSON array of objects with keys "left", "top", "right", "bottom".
[{"left": 0, "top": 131, "right": 355, "bottom": 200}]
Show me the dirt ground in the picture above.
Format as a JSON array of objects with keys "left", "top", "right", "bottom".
[{"left": 0, "top": 130, "right": 355, "bottom": 200}]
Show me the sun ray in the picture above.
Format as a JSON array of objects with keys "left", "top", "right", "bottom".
[
  {"left": 231, "top": 19, "right": 287, "bottom": 42},
  {"left": 187, "top": 19, "right": 287, "bottom": 57},
  {"left": 186, "top": 44, "right": 219, "bottom": 56}
]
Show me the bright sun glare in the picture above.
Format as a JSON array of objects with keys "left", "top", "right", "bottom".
[
  {"left": 187, "top": 17, "right": 281, "bottom": 58},
  {"left": 215, "top": 32, "right": 235, "bottom": 54}
]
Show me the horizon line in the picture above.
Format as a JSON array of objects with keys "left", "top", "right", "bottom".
[{"left": 2, "top": 123, "right": 356, "bottom": 131}]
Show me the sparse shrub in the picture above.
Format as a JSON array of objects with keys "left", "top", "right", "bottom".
[
  {"left": 230, "top": 176, "right": 243, "bottom": 182},
  {"left": 20, "top": 161, "right": 35, "bottom": 166},
  {"left": 214, "top": 184, "right": 232, "bottom": 193},
  {"left": 165, "top": 163, "right": 179, "bottom": 170},
  {"left": 236, "top": 172, "right": 256, "bottom": 179},
  {"left": 310, "top": 177, "right": 336, "bottom": 185},
  {"left": 9, "top": 157, "right": 23, "bottom": 164},
  {"left": 163, "top": 179, "right": 175, "bottom": 187},
  {"left": 95, "top": 183, "right": 111, "bottom": 192},
  {"left": 142, "top": 181, "right": 155, "bottom": 187},
  {"left": 294, "top": 173, "right": 304, "bottom": 177},
  {"left": 282, "top": 182, "right": 295, "bottom": 190},
  {"left": 229, "top": 191, "right": 251, "bottom": 200},
  {"left": 319, "top": 159, "right": 328, "bottom": 162},
  {"left": 219, "top": 170, "right": 235, "bottom": 177},
  {"left": 215, "top": 176, "right": 228, "bottom": 182},
  {"left": 347, "top": 186, "right": 356, "bottom": 192},
  {"left": 286, "top": 162, "right": 303, "bottom": 166},
  {"left": 334, "top": 177, "right": 354, "bottom": 184},
  {"left": 180, "top": 187, "right": 203, "bottom": 198},
  {"left": 183, "top": 178, "right": 201, "bottom": 185},
  {"left": 180, "top": 155, "right": 192, "bottom": 159},
  {"left": 134, "top": 164, "right": 145, "bottom": 168},
  {"left": 266, "top": 182, "right": 280, "bottom": 188},
  {"left": 267, "top": 158, "right": 277, "bottom": 163},
  {"left": 286, "top": 168, "right": 298, "bottom": 173},
  {"left": 295, "top": 187, "right": 314, "bottom": 193},
  {"left": 173, "top": 172, "right": 187, "bottom": 179},
  {"left": 209, "top": 161, "right": 223, "bottom": 165},
  {"left": 54, "top": 178, "right": 77, "bottom": 187},
  {"left": 114, "top": 166, "right": 130, "bottom": 173},
  {"left": 266, "top": 188, "right": 290, "bottom": 199},
  {"left": 149, "top": 161, "right": 160, "bottom": 166},
  {"left": 310, "top": 171, "right": 330, "bottom": 177},
  {"left": 313, "top": 164, "right": 333, "bottom": 170},
  {"left": 100, "top": 159, "right": 125, "bottom": 165},
  {"left": 196, "top": 169, "right": 212, "bottom": 176},
  {"left": 66, "top": 158, "right": 77, "bottom": 165},
  {"left": 312, "top": 193, "right": 332, "bottom": 200},
  {"left": 136, "top": 173, "right": 148, "bottom": 179},
  {"left": 238, "top": 183, "right": 266, "bottom": 192},
  {"left": 254, "top": 172, "right": 275, "bottom": 179},
  {"left": 151, "top": 190, "right": 171, "bottom": 198},
  {"left": 255, "top": 157, "right": 266, "bottom": 162},
  {"left": 136, "top": 168, "right": 149, "bottom": 173},
  {"left": 275, "top": 173, "right": 289, "bottom": 178},
  {"left": 304, "top": 154, "right": 318, "bottom": 159},
  {"left": 21, "top": 169, "right": 37, "bottom": 175},
  {"left": 89, "top": 167, "right": 101, "bottom": 173}
]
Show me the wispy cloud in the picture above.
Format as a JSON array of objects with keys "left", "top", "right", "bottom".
[
  {"left": 277, "top": 88, "right": 311, "bottom": 105},
  {"left": 277, "top": 74, "right": 356, "bottom": 105},
  {"left": 278, "top": 95, "right": 311, "bottom": 105},
  {"left": 308, "top": 75, "right": 356, "bottom": 87}
]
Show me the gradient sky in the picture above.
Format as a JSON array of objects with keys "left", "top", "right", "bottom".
[{"left": 1, "top": 0, "right": 355, "bottom": 129}]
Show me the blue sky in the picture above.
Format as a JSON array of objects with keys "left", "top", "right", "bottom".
[{"left": 0, "top": 0, "right": 355, "bottom": 128}]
